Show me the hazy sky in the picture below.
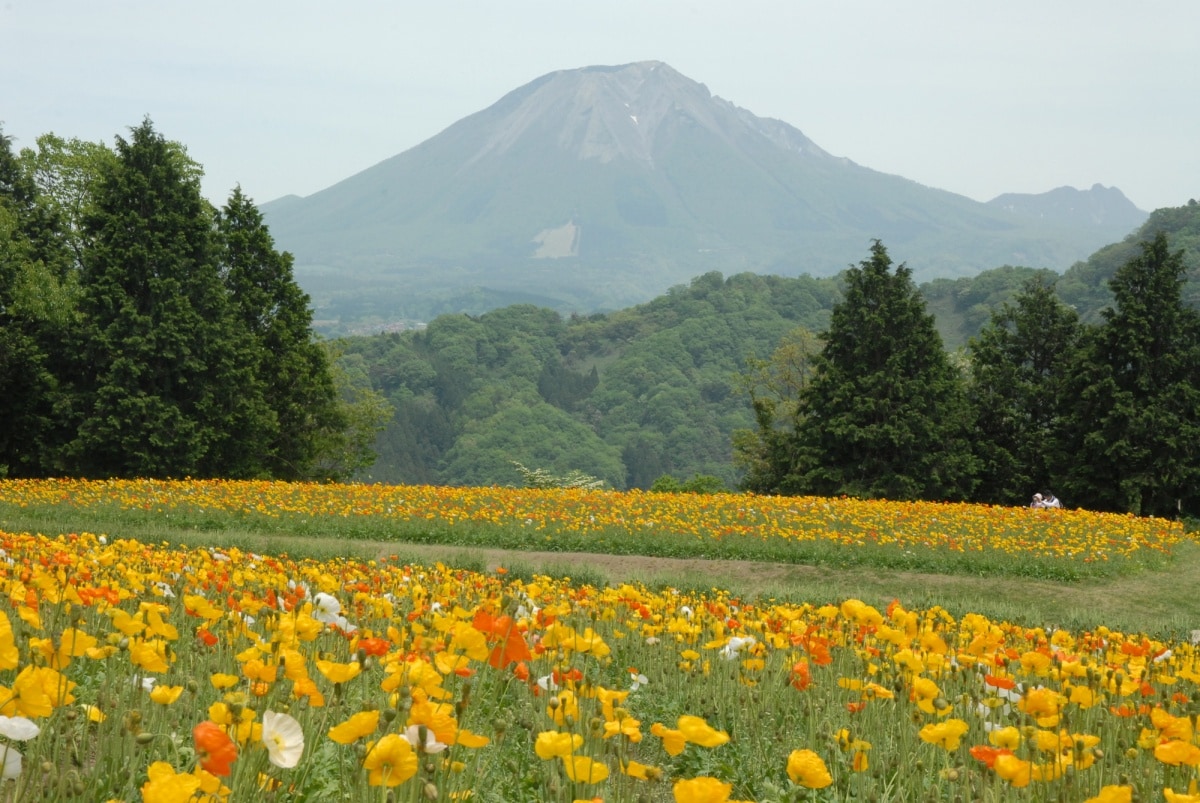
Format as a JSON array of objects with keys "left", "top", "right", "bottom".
[{"left": 4, "top": 1, "right": 1197, "bottom": 212}]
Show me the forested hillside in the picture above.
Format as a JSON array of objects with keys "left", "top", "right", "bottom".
[
  {"left": 926, "top": 202, "right": 1200, "bottom": 345},
  {"left": 340, "top": 272, "right": 839, "bottom": 489},
  {"left": 346, "top": 200, "right": 1200, "bottom": 494}
]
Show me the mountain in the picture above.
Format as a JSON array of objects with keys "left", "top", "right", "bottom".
[
  {"left": 987, "top": 184, "right": 1147, "bottom": 231},
  {"left": 261, "top": 61, "right": 1147, "bottom": 331}
]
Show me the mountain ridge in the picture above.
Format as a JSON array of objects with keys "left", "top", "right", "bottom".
[{"left": 260, "top": 61, "right": 1148, "bottom": 331}]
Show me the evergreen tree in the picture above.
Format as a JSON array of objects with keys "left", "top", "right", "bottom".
[
  {"left": 216, "top": 187, "right": 344, "bottom": 478},
  {"left": 967, "top": 277, "right": 1081, "bottom": 504},
  {"left": 1059, "top": 232, "right": 1200, "bottom": 516},
  {"left": 72, "top": 119, "right": 265, "bottom": 477},
  {"left": 788, "top": 241, "right": 977, "bottom": 500}
]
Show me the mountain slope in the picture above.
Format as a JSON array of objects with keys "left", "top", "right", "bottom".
[
  {"left": 987, "top": 184, "right": 1147, "bottom": 231},
  {"left": 262, "top": 61, "right": 1147, "bottom": 329}
]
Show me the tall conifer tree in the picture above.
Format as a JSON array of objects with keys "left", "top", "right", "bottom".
[
  {"left": 217, "top": 187, "right": 344, "bottom": 478},
  {"left": 72, "top": 119, "right": 266, "bottom": 477},
  {"left": 790, "top": 241, "right": 977, "bottom": 500},
  {"left": 1060, "top": 232, "right": 1200, "bottom": 515},
  {"left": 967, "top": 278, "right": 1081, "bottom": 504}
]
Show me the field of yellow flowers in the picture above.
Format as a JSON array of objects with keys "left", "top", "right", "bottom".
[
  {"left": 0, "top": 479, "right": 1196, "bottom": 802},
  {"left": 0, "top": 478, "right": 1185, "bottom": 580}
]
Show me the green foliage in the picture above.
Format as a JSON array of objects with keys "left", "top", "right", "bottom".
[
  {"left": 732, "top": 326, "right": 821, "bottom": 494},
  {"left": 217, "top": 186, "right": 347, "bottom": 479},
  {"left": 313, "top": 347, "right": 393, "bottom": 481},
  {"left": 966, "top": 276, "right": 1082, "bottom": 504},
  {"left": 17, "top": 131, "right": 118, "bottom": 270},
  {"left": 786, "top": 241, "right": 978, "bottom": 500},
  {"left": 921, "top": 265, "right": 1061, "bottom": 349},
  {"left": 71, "top": 118, "right": 266, "bottom": 477},
  {"left": 1058, "top": 232, "right": 1200, "bottom": 516},
  {"left": 0, "top": 120, "right": 362, "bottom": 481},
  {"left": 1058, "top": 198, "right": 1200, "bottom": 322},
  {"left": 342, "top": 271, "right": 839, "bottom": 489},
  {"left": 440, "top": 401, "right": 625, "bottom": 488},
  {"left": 649, "top": 474, "right": 727, "bottom": 494}
]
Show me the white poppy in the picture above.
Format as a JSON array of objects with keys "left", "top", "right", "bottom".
[
  {"left": 0, "top": 716, "right": 39, "bottom": 741},
  {"left": 311, "top": 592, "right": 343, "bottom": 624},
  {"left": 0, "top": 745, "right": 20, "bottom": 780},
  {"left": 262, "top": 710, "right": 305, "bottom": 769},
  {"left": 403, "top": 725, "right": 447, "bottom": 754}
]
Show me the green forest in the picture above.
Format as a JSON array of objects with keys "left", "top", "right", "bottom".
[
  {"left": 0, "top": 121, "right": 385, "bottom": 481},
  {"left": 3, "top": 120, "right": 1200, "bottom": 517}
]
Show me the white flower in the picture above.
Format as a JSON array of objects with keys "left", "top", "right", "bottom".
[
  {"left": 629, "top": 671, "right": 649, "bottom": 692},
  {"left": 311, "top": 593, "right": 343, "bottom": 624},
  {"left": 403, "top": 724, "right": 447, "bottom": 754},
  {"left": 1154, "top": 649, "right": 1173, "bottom": 663},
  {"left": 0, "top": 716, "right": 39, "bottom": 741},
  {"left": 262, "top": 710, "right": 305, "bottom": 769},
  {"left": 138, "top": 677, "right": 157, "bottom": 692},
  {"left": 0, "top": 745, "right": 20, "bottom": 779},
  {"left": 536, "top": 674, "right": 559, "bottom": 692},
  {"left": 679, "top": 606, "right": 694, "bottom": 620},
  {"left": 975, "top": 699, "right": 1011, "bottom": 722},
  {"left": 719, "top": 636, "right": 755, "bottom": 660},
  {"left": 644, "top": 636, "right": 660, "bottom": 646}
]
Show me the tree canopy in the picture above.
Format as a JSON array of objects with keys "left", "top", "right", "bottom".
[
  {"left": 782, "top": 241, "right": 977, "bottom": 500},
  {"left": 0, "top": 119, "right": 374, "bottom": 480}
]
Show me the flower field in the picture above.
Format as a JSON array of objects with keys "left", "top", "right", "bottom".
[
  {"left": 0, "top": 480, "right": 1196, "bottom": 801},
  {"left": 0, "top": 479, "right": 1186, "bottom": 580}
]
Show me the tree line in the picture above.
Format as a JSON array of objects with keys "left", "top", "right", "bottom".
[
  {"left": 0, "top": 119, "right": 381, "bottom": 480},
  {"left": 737, "top": 234, "right": 1200, "bottom": 518}
]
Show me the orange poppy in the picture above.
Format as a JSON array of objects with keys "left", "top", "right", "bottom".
[
  {"left": 472, "top": 612, "right": 531, "bottom": 669},
  {"left": 790, "top": 659, "right": 812, "bottom": 691},
  {"left": 193, "top": 721, "right": 238, "bottom": 777},
  {"left": 969, "top": 744, "right": 1014, "bottom": 768}
]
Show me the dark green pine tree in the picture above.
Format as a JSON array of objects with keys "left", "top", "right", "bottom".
[
  {"left": 789, "top": 241, "right": 977, "bottom": 500},
  {"left": 1059, "top": 232, "right": 1200, "bottom": 516},
  {"left": 216, "top": 187, "right": 345, "bottom": 479},
  {"left": 967, "top": 277, "right": 1081, "bottom": 505},
  {"left": 72, "top": 119, "right": 270, "bottom": 478}
]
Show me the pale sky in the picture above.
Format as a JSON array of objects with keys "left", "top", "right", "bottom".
[{"left": 4, "top": 1, "right": 1197, "bottom": 213}]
